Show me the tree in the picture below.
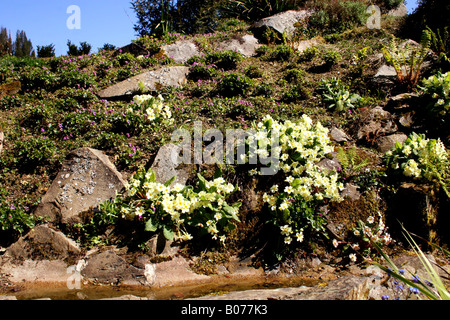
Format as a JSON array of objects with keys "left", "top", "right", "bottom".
[
  {"left": 67, "top": 40, "right": 92, "bottom": 56},
  {"left": 13, "top": 30, "right": 34, "bottom": 57},
  {"left": 131, "top": 0, "right": 223, "bottom": 37},
  {"left": 37, "top": 44, "right": 56, "bottom": 58},
  {"left": 400, "top": 0, "right": 450, "bottom": 41},
  {"left": 0, "top": 27, "right": 13, "bottom": 56}
]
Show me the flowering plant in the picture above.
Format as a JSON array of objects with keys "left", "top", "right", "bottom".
[
  {"left": 110, "top": 94, "right": 173, "bottom": 136},
  {"left": 384, "top": 132, "right": 450, "bottom": 197},
  {"left": 245, "top": 115, "right": 344, "bottom": 250},
  {"left": 100, "top": 168, "right": 241, "bottom": 244},
  {"left": 419, "top": 71, "right": 450, "bottom": 127}
]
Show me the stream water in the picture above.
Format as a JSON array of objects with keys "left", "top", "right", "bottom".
[{"left": 11, "top": 276, "right": 320, "bottom": 300}]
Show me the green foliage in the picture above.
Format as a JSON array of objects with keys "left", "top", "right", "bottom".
[
  {"left": 12, "top": 30, "right": 34, "bottom": 58},
  {"left": 0, "top": 194, "right": 37, "bottom": 243},
  {"left": 322, "top": 49, "right": 342, "bottom": 67},
  {"left": 307, "top": 0, "right": 369, "bottom": 35},
  {"left": 337, "top": 146, "right": 371, "bottom": 177},
  {"left": 37, "top": 44, "right": 55, "bottom": 58},
  {"left": 319, "top": 78, "right": 361, "bottom": 112},
  {"left": 67, "top": 41, "right": 92, "bottom": 56},
  {"left": 188, "top": 62, "right": 219, "bottom": 81},
  {"left": 372, "top": 225, "right": 450, "bottom": 300},
  {"left": 282, "top": 83, "right": 311, "bottom": 102},
  {"left": 284, "top": 68, "right": 306, "bottom": 84},
  {"left": 244, "top": 64, "right": 263, "bottom": 78},
  {"left": 15, "top": 137, "right": 57, "bottom": 170},
  {"left": 205, "top": 50, "right": 243, "bottom": 71},
  {"left": 217, "top": 72, "right": 253, "bottom": 97},
  {"left": 269, "top": 44, "right": 295, "bottom": 62},
  {"left": 298, "top": 46, "right": 320, "bottom": 62}
]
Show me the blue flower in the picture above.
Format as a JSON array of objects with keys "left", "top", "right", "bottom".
[
  {"left": 381, "top": 295, "right": 390, "bottom": 300},
  {"left": 411, "top": 275, "right": 420, "bottom": 283},
  {"left": 398, "top": 269, "right": 405, "bottom": 275},
  {"left": 410, "top": 287, "right": 420, "bottom": 294}
]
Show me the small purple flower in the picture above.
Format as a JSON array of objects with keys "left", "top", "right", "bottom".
[
  {"left": 381, "top": 295, "right": 390, "bottom": 300},
  {"left": 10, "top": 204, "right": 15, "bottom": 210}
]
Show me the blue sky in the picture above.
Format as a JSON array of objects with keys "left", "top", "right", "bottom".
[
  {"left": 0, "top": 0, "right": 138, "bottom": 56},
  {"left": 0, "top": 0, "right": 420, "bottom": 57}
]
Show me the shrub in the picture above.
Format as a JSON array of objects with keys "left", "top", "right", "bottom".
[
  {"left": 244, "top": 65, "right": 263, "bottom": 78},
  {"left": 284, "top": 68, "right": 307, "bottom": 84},
  {"left": 307, "top": 0, "right": 369, "bottom": 35},
  {"left": 15, "top": 137, "right": 56, "bottom": 170},
  {"left": 322, "top": 49, "right": 342, "bottom": 67},
  {"left": 298, "top": 46, "right": 320, "bottom": 62},
  {"left": 67, "top": 40, "right": 92, "bottom": 56},
  {"left": 270, "top": 44, "right": 295, "bottom": 62},
  {"left": 282, "top": 84, "right": 311, "bottom": 102},
  {"left": 37, "top": 44, "right": 55, "bottom": 58},
  {"left": 217, "top": 72, "right": 253, "bottom": 97},
  {"left": 205, "top": 50, "right": 243, "bottom": 71},
  {"left": 0, "top": 195, "right": 36, "bottom": 244},
  {"left": 188, "top": 62, "right": 219, "bottom": 81}
]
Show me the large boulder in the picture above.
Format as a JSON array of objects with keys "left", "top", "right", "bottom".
[
  {"left": 4, "top": 224, "right": 81, "bottom": 263},
  {"left": 81, "top": 250, "right": 148, "bottom": 286},
  {"left": 252, "top": 10, "right": 311, "bottom": 42},
  {"left": 97, "top": 66, "right": 189, "bottom": 99},
  {"left": 161, "top": 40, "right": 199, "bottom": 64},
  {"left": 33, "top": 147, "right": 126, "bottom": 226},
  {"left": 150, "top": 143, "right": 195, "bottom": 186},
  {"left": 217, "top": 34, "right": 262, "bottom": 57},
  {"left": 355, "top": 106, "right": 398, "bottom": 142}
]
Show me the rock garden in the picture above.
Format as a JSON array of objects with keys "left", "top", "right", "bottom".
[{"left": 0, "top": 0, "right": 449, "bottom": 301}]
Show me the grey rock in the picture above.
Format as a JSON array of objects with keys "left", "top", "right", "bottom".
[
  {"left": 97, "top": 66, "right": 189, "bottom": 99},
  {"left": 387, "top": 2, "right": 407, "bottom": 17},
  {"left": 81, "top": 250, "right": 147, "bottom": 286},
  {"left": 372, "top": 64, "right": 397, "bottom": 86},
  {"left": 341, "top": 183, "right": 361, "bottom": 201},
  {"left": 217, "top": 34, "right": 262, "bottom": 57},
  {"left": 161, "top": 40, "right": 199, "bottom": 64},
  {"left": 297, "top": 38, "right": 323, "bottom": 53},
  {"left": 330, "top": 127, "right": 351, "bottom": 143},
  {"left": 376, "top": 133, "right": 407, "bottom": 153},
  {"left": 5, "top": 224, "right": 81, "bottom": 262},
  {"left": 33, "top": 147, "right": 126, "bottom": 226},
  {"left": 0, "top": 295, "right": 17, "bottom": 300},
  {"left": 317, "top": 152, "right": 341, "bottom": 173},
  {"left": 356, "top": 106, "right": 398, "bottom": 141},
  {"left": 252, "top": 10, "right": 311, "bottom": 42},
  {"left": 151, "top": 143, "right": 194, "bottom": 186}
]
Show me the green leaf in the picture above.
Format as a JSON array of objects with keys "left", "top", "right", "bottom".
[
  {"left": 145, "top": 217, "right": 158, "bottom": 232},
  {"left": 164, "top": 175, "right": 176, "bottom": 187},
  {"left": 213, "top": 167, "right": 223, "bottom": 179},
  {"left": 163, "top": 226, "right": 175, "bottom": 241}
]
